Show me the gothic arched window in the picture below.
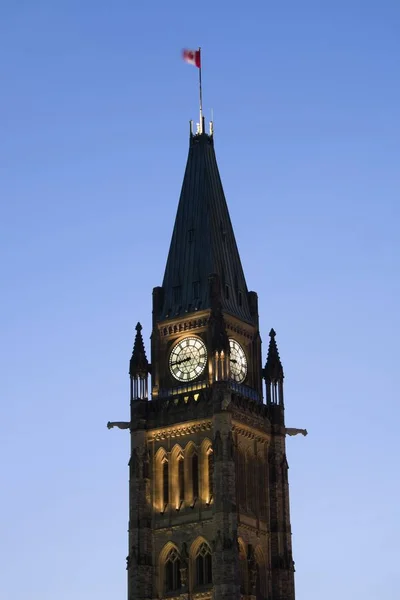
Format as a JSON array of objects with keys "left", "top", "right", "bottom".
[
  {"left": 195, "top": 543, "right": 212, "bottom": 586},
  {"left": 165, "top": 548, "right": 181, "bottom": 593},
  {"left": 192, "top": 453, "right": 199, "bottom": 499},
  {"left": 208, "top": 451, "right": 214, "bottom": 499},
  {"left": 162, "top": 460, "right": 169, "bottom": 507},
  {"left": 178, "top": 456, "right": 184, "bottom": 502}
]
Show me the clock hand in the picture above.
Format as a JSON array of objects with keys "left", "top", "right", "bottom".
[{"left": 171, "top": 356, "right": 192, "bottom": 366}]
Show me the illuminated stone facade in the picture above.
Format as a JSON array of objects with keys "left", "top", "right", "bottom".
[{"left": 117, "top": 124, "right": 297, "bottom": 600}]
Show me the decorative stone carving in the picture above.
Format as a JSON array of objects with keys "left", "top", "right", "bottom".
[
  {"left": 179, "top": 542, "right": 189, "bottom": 587},
  {"left": 221, "top": 395, "right": 231, "bottom": 411},
  {"left": 247, "top": 546, "right": 257, "bottom": 590},
  {"left": 181, "top": 542, "right": 189, "bottom": 562},
  {"left": 179, "top": 564, "right": 188, "bottom": 587},
  {"left": 148, "top": 420, "right": 212, "bottom": 441},
  {"left": 107, "top": 421, "right": 130, "bottom": 430},
  {"left": 232, "top": 422, "right": 269, "bottom": 442},
  {"left": 225, "top": 318, "right": 253, "bottom": 340},
  {"left": 160, "top": 317, "right": 208, "bottom": 336}
]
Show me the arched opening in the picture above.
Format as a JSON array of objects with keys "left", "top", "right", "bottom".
[
  {"left": 184, "top": 442, "right": 199, "bottom": 506},
  {"left": 192, "top": 453, "right": 199, "bottom": 499},
  {"left": 189, "top": 537, "right": 213, "bottom": 592},
  {"left": 208, "top": 450, "right": 214, "bottom": 500},
  {"left": 154, "top": 447, "right": 168, "bottom": 512},
  {"left": 195, "top": 542, "right": 212, "bottom": 586},
  {"left": 162, "top": 460, "right": 169, "bottom": 508},
  {"left": 170, "top": 444, "right": 184, "bottom": 510},
  {"left": 178, "top": 456, "right": 185, "bottom": 502},
  {"left": 200, "top": 438, "right": 213, "bottom": 504},
  {"left": 158, "top": 543, "right": 183, "bottom": 597},
  {"left": 164, "top": 547, "right": 181, "bottom": 593}
]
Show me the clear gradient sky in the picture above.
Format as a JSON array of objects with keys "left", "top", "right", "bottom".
[{"left": 1, "top": 1, "right": 399, "bottom": 599}]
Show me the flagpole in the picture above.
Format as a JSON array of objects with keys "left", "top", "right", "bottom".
[{"left": 198, "top": 47, "right": 203, "bottom": 133}]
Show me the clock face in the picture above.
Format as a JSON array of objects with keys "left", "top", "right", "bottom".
[
  {"left": 169, "top": 337, "right": 208, "bottom": 382},
  {"left": 229, "top": 338, "right": 247, "bottom": 383}
]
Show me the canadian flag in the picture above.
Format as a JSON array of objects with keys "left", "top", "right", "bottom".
[{"left": 182, "top": 48, "right": 201, "bottom": 68}]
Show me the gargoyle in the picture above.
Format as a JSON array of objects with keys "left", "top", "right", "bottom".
[
  {"left": 285, "top": 428, "right": 308, "bottom": 437},
  {"left": 107, "top": 421, "right": 131, "bottom": 430}
]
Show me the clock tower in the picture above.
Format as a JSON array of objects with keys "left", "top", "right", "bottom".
[{"left": 109, "top": 118, "right": 303, "bottom": 600}]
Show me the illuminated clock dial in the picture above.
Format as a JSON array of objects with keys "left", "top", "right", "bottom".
[
  {"left": 169, "top": 337, "right": 208, "bottom": 382},
  {"left": 229, "top": 338, "right": 247, "bottom": 383}
]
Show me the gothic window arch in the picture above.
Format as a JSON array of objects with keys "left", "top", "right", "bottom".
[
  {"left": 170, "top": 444, "right": 184, "bottom": 510},
  {"left": 192, "top": 452, "right": 199, "bottom": 499},
  {"left": 178, "top": 455, "right": 185, "bottom": 502},
  {"left": 189, "top": 538, "right": 213, "bottom": 591},
  {"left": 200, "top": 438, "right": 213, "bottom": 505},
  {"left": 195, "top": 542, "right": 212, "bottom": 587},
  {"left": 184, "top": 442, "right": 199, "bottom": 506},
  {"left": 162, "top": 459, "right": 169, "bottom": 508},
  {"left": 164, "top": 547, "right": 181, "bottom": 594},
  {"left": 154, "top": 447, "right": 168, "bottom": 512},
  {"left": 208, "top": 449, "right": 214, "bottom": 500}
]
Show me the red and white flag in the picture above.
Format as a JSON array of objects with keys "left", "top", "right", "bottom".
[{"left": 182, "top": 48, "right": 201, "bottom": 68}]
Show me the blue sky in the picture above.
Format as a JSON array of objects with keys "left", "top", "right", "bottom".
[{"left": 1, "top": 1, "right": 399, "bottom": 599}]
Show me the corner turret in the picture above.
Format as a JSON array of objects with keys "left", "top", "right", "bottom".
[
  {"left": 263, "top": 328, "right": 284, "bottom": 406},
  {"left": 129, "top": 323, "right": 150, "bottom": 400}
]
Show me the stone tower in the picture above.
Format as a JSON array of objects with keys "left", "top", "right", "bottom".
[{"left": 108, "top": 119, "right": 304, "bottom": 600}]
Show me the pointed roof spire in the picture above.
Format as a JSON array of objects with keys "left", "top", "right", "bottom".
[
  {"left": 264, "top": 328, "right": 284, "bottom": 382},
  {"left": 158, "top": 129, "right": 255, "bottom": 324},
  {"left": 129, "top": 322, "right": 149, "bottom": 377}
]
